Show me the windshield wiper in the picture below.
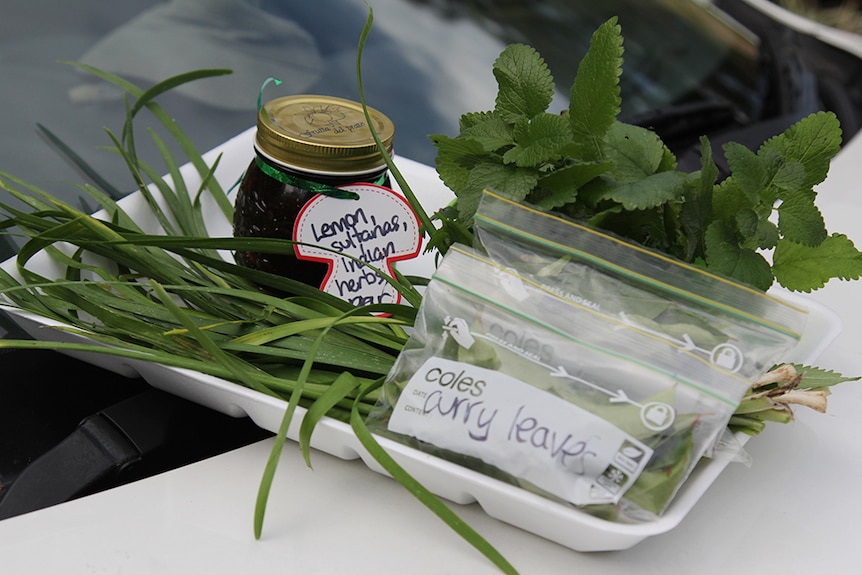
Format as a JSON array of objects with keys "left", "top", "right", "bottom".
[
  {"left": 624, "top": 100, "right": 806, "bottom": 178},
  {"left": 624, "top": 100, "right": 738, "bottom": 150}
]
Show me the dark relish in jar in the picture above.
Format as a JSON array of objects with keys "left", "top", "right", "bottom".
[
  {"left": 233, "top": 158, "right": 389, "bottom": 287},
  {"left": 232, "top": 94, "right": 395, "bottom": 292}
]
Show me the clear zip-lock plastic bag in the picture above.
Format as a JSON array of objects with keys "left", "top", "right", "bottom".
[
  {"left": 367, "top": 246, "right": 759, "bottom": 523},
  {"left": 472, "top": 191, "right": 809, "bottom": 381}
]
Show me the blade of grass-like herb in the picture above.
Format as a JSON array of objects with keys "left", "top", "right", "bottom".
[
  {"left": 254, "top": 321, "right": 346, "bottom": 538},
  {"left": 141, "top": 133, "right": 194, "bottom": 228},
  {"left": 253, "top": 293, "right": 415, "bottom": 350},
  {"left": 63, "top": 61, "right": 235, "bottom": 220},
  {"left": 0, "top": 336, "right": 188, "bottom": 364},
  {"left": 191, "top": 152, "right": 224, "bottom": 217},
  {"left": 263, "top": 362, "right": 377, "bottom": 389},
  {"left": 254, "top": 301, "right": 406, "bottom": 539},
  {"left": 74, "top": 182, "right": 142, "bottom": 231},
  {"left": 15, "top": 217, "right": 92, "bottom": 273},
  {"left": 0, "top": 269, "right": 74, "bottom": 322},
  {"left": 35, "top": 124, "right": 126, "bottom": 200},
  {"left": 1, "top": 171, "right": 80, "bottom": 214},
  {"left": 125, "top": 69, "right": 233, "bottom": 137},
  {"left": 145, "top": 127, "right": 217, "bottom": 243},
  {"left": 120, "top": 69, "right": 231, "bottom": 170},
  {"left": 231, "top": 316, "right": 407, "bottom": 346},
  {"left": 136, "top": 160, "right": 188, "bottom": 233},
  {"left": 349, "top": 379, "right": 519, "bottom": 575},
  {"left": 103, "top": 129, "right": 178, "bottom": 236},
  {"left": 356, "top": 2, "right": 438, "bottom": 251},
  {"left": 298, "top": 371, "right": 362, "bottom": 467},
  {"left": 149, "top": 279, "right": 280, "bottom": 397},
  {"left": 64, "top": 246, "right": 86, "bottom": 284},
  {"left": 225, "top": 342, "right": 388, "bottom": 372},
  {"left": 254, "top": 395, "right": 294, "bottom": 539}
]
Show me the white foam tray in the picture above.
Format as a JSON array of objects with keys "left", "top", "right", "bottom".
[{"left": 0, "top": 128, "right": 843, "bottom": 552}]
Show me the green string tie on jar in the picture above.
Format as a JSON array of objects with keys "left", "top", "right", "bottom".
[{"left": 253, "top": 156, "right": 372, "bottom": 200}]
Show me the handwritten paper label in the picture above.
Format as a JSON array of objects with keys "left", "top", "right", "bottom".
[
  {"left": 293, "top": 183, "right": 422, "bottom": 306},
  {"left": 388, "top": 357, "right": 654, "bottom": 505}
]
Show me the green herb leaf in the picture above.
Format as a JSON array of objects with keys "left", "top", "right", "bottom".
[
  {"left": 464, "top": 160, "right": 539, "bottom": 215},
  {"left": 299, "top": 371, "right": 361, "bottom": 467},
  {"left": 773, "top": 233, "right": 862, "bottom": 291},
  {"left": 429, "top": 134, "right": 486, "bottom": 197},
  {"left": 503, "top": 113, "right": 573, "bottom": 166},
  {"left": 603, "top": 122, "right": 674, "bottom": 183},
  {"left": 711, "top": 176, "right": 752, "bottom": 222},
  {"left": 532, "top": 160, "right": 612, "bottom": 209},
  {"left": 792, "top": 364, "right": 861, "bottom": 388},
  {"left": 349, "top": 382, "right": 519, "bottom": 575},
  {"left": 431, "top": 131, "right": 539, "bottom": 221},
  {"left": 568, "top": 16, "right": 623, "bottom": 161},
  {"left": 723, "top": 141, "right": 767, "bottom": 203},
  {"left": 760, "top": 110, "right": 842, "bottom": 191},
  {"left": 776, "top": 188, "right": 827, "bottom": 246},
  {"left": 771, "top": 160, "right": 807, "bottom": 192},
  {"left": 602, "top": 170, "right": 691, "bottom": 211},
  {"left": 460, "top": 113, "right": 515, "bottom": 151},
  {"left": 493, "top": 44, "right": 555, "bottom": 123},
  {"left": 679, "top": 136, "right": 716, "bottom": 261},
  {"left": 704, "top": 221, "right": 774, "bottom": 291}
]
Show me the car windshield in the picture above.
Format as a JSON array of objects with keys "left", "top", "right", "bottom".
[
  {"left": 262, "top": 0, "right": 763, "bottom": 162},
  {"left": 390, "top": 0, "right": 761, "bottom": 118},
  {"left": 1, "top": 0, "right": 762, "bottom": 192}
]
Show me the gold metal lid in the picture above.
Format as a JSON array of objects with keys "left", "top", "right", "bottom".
[{"left": 256, "top": 94, "right": 395, "bottom": 174}]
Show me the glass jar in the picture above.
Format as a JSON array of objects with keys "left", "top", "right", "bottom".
[{"left": 233, "top": 94, "right": 396, "bottom": 290}]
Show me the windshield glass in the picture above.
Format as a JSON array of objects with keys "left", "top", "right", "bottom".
[
  {"left": 395, "top": 0, "right": 761, "bottom": 118},
  {"left": 1, "top": 0, "right": 763, "bottom": 197},
  {"left": 261, "top": 0, "right": 763, "bottom": 161}
]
